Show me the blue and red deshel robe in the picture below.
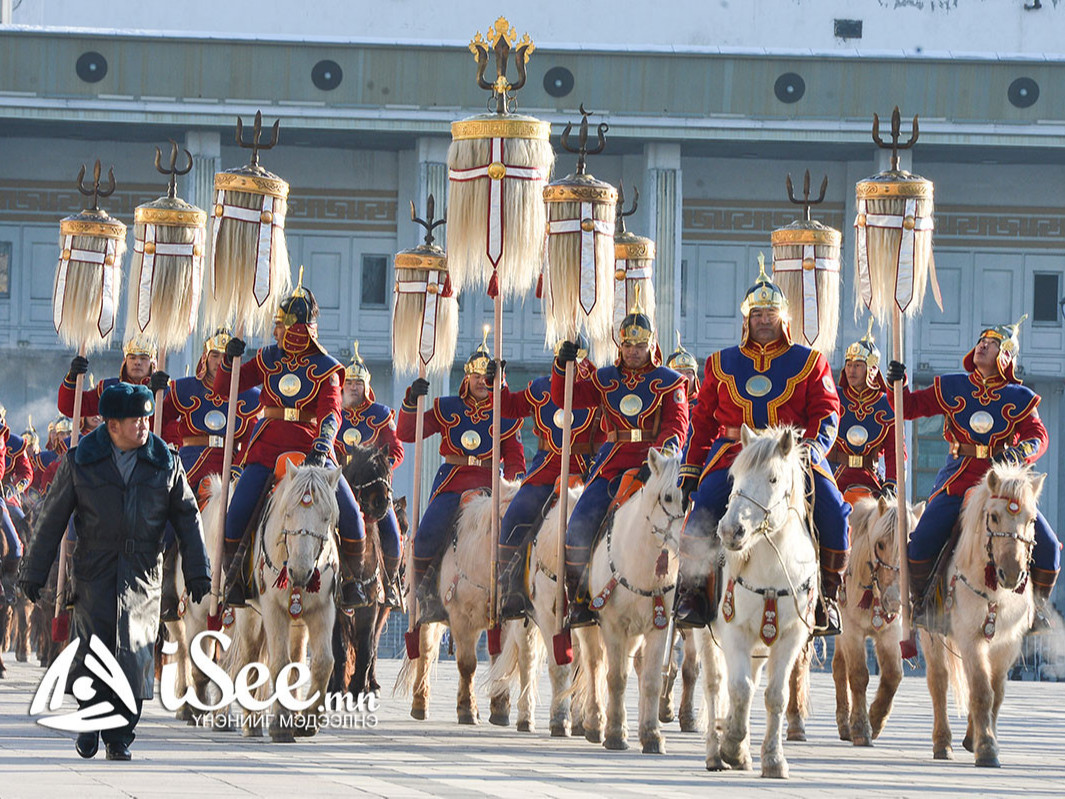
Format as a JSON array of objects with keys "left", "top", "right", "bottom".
[
  {"left": 396, "top": 382, "right": 524, "bottom": 569},
  {"left": 212, "top": 343, "right": 365, "bottom": 546},
  {"left": 335, "top": 396, "right": 404, "bottom": 562},
  {"left": 0, "top": 427, "right": 18, "bottom": 561},
  {"left": 3, "top": 431, "right": 33, "bottom": 513},
  {"left": 892, "top": 369, "right": 1059, "bottom": 587},
  {"left": 59, "top": 369, "right": 181, "bottom": 444},
  {"left": 495, "top": 367, "right": 600, "bottom": 554},
  {"left": 552, "top": 358, "right": 688, "bottom": 571},
  {"left": 680, "top": 337, "right": 850, "bottom": 573},
  {"left": 829, "top": 376, "right": 899, "bottom": 503},
  {"left": 158, "top": 375, "right": 261, "bottom": 499}
]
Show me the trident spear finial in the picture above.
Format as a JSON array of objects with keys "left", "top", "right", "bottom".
[
  {"left": 410, "top": 194, "right": 447, "bottom": 248},
  {"left": 469, "top": 16, "right": 535, "bottom": 115},
  {"left": 75, "top": 160, "right": 116, "bottom": 213},
  {"left": 560, "top": 104, "right": 608, "bottom": 176},
  {"left": 154, "top": 139, "right": 193, "bottom": 199},
  {"left": 614, "top": 182, "right": 639, "bottom": 235},
  {"left": 872, "top": 106, "right": 920, "bottom": 172},
  {"left": 785, "top": 169, "right": 829, "bottom": 222},
  {"left": 235, "top": 110, "right": 281, "bottom": 169}
]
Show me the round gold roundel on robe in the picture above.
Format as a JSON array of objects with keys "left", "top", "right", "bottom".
[
  {"left": 553, "top": 408, "right": 569, "bottom": 429},
  {"left": 969, "top": 411, "right": 994, "bottom": 435},
  {"left": 846, "top": 425, "right": 869, "bottom": 448},
  {"left": 343, "top": 427, "right": 362, "bottom": 447},
  {"left": 278, "top": 374, "right": 302, "bottom": 397},
  {"left": 619, "top": 394, "right": 644, "bottom": 417},
  {"left": 460, "top": 430, "right": 482, "bottom": 451},
  {"left": 745, "top": 375, "right": 772, "bottom": 398},
  {"left": 204, "top": 410, "right": 226, "bottom": 431}
]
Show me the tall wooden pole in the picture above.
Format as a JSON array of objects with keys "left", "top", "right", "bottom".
[
  {"left": 892, "top": 308, "right": 912, "bottom": 641},
  {"left": 553, "top": 359, "right": 575, "bottom": 662},
  {"left": 152, "top": 351, "right": 167, "bottom": 437},
  {"left": 488, "top": 300, "right": 503, "bottom": 632},
  {"left": 209, "top": 325, "right": 244, "bottom": 623},
  {"left": 53, "top": 344, "right": 87, "bottom": 637},
  {"left": 408, "top": 362, "right": 426, "bottom": 634}
]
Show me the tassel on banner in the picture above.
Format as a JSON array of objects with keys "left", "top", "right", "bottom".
[
  {"left": 535, "top": 272, "right": 543, "bottom": 299},
  {"left": 441, "top": 273, "right": 453, "bottom": 298},
  {"left": 487, "top": 270, "right": 499, "bottom": 299}
]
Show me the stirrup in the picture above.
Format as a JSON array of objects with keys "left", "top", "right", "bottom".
[
  {"left": 339, "top": 577, "right": 373, "bottom": 610},
  {"left": 812, "top": 597, "right": 841, "bottom": 637},
  {"left": 566, "top": 600, "right": 597, "bottom": 629}
]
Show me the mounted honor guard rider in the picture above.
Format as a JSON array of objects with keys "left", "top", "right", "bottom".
[
  {"left": 886, "top": 317, "right": 1060, "bottom": 630},
  {"left": 2, "top": 404, "right": 34, "bottom": 526},
  {"left": 31, "top": 417, "right": 72, "bottom": 494},
  {"left": 552, "top": 292, "right": 689, "bottom": 628},
  {"left": 0, "top": 410, "right": 18, "bottom": 581},
  {"left": 665, "top": 332, "right": 700, "bottom": 459},
  {"left": 396, "top": 334, "right": 525, "bottom": 624},
  {"left": 485, "top": 339, "right": 601, "bottom": 621},
  {"left": 215, "top": 273, "right": 373, "bottom": 608},
  {"left": 828, "top": 321, "right": 899, "bottom": 504},
  {"left": 338, "top": 342, "right": 405, "bottom": 608},
  {"left": 59, "top": 334, "right": 159, "bottom": 420},
  {"left": 675, "top": 258, "right": 850, "bottom": 634}
]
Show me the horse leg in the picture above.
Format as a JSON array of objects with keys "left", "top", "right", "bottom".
[
  {"left": 841, "top": 633, "right": 872, "bottom": 746},
  {"left": 721, "top": 649, "right": 755, "bottom": 771},
  {"left": 514, "top": 625, "right": 537, "bottom": 733},
  {"left": 966, "top": 643, "right": 998, "bottom": 767},
  {"left": 990, "top": 650, "right": 1008, "bottom": 739},
  {"left": 869, "top": 629, "right": 903, "bottom": 739},
  {"left": 761, "top": 648, "right": 793, "bottom": 779},
  {"left": 454, "top": 625, "right": 480, "bottom": 725},
  {"left": 265, "top": 614, "right": 296, "bottom": 742},
  {"left": 920, "top": 630, "right": 953, "bottom": 760},
  {"left": 698, "top": 628, "right": 729, "bottom": 771},
  {"left": 679, "top": 631, "right": 701, "bottom": 733},
  {"left": 657, "top": 637, "right": 677, "bottom": 724},
  {"left": 351, "top": 605, "right": 376, "bottom": 699},
  {"left": 576, "top": 627, "right": 605, "bottom": 744},
  {"left": 411, "top": 624, "right": 434, "bottom": 721},
  {"left": 638, "top": 629, "right": 668, "bottom": 754},
  {"left": 548, "top": 661, "right": 572, "bottom": 737},
  {"left": 15, "top": 598, "right": 32, "bottom": 662},
  {"left": 370, "top": 606, "right": 390, "bottom": 693},
  {"left": 832, "top": 633, "right": 852, "bottom": 741},
  {"left": 298, "top": 610, "right": 336, "bottom": 737},
  {"left": 164, "top": 620, "right": 195, "bottom": 722},
  {"left": 602, "top": 631, "right": 633, "bottom": 751},
  {"left": 786, "top": 643, "right": 810, "bottom": 742}
]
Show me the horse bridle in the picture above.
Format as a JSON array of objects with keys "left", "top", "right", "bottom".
[
  {"left": 349, "top": 473, "right": 393, "bottom": 522},
  {"left": 983, "top": 504, "right": 1036, "bottom": 589},
  {"left": 728, "top": 485, "right": 795, "bottom": 538},
  {"left": 647, "top": 491, "right": 686, "bottom": 549}
]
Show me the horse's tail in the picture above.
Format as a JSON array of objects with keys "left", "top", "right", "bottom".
[
  {"left": 561, "top": 632, "right": 604, "bottom": 711},
  {"left": 944, "top": 638, "right": 969, "bottom": 716},
  {"left": 392, "top": 622, "right": 445, "bottom": 698},
  {"left": 483, "top": 620, "right": 546, "bottom": 709}
]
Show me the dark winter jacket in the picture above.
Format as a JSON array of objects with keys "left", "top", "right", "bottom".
[{"left": 20, "top": 425, "right": 210, "bottom": 698}]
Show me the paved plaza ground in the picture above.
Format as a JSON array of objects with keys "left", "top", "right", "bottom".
[{"left": 1, "top": 653, "right": 1063, "bottom": 798}]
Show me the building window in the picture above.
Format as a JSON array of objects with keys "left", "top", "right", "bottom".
[
  {"left": 680, "top": 259, "right": 688, "bottom": 317},
  {"left": 360, "top": 254, "right": 388, "bottom": 307},
  {"left": 0, "top": 241, "right": 10, "bottom": 298},
  {"left": 1032, "top": 272, "right": 1061, "bottom": 324}
]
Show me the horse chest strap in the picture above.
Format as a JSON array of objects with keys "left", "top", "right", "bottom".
[
  {"left": 760, "top": 592, "right": 779, "bottom": 646},
  {"left": 652, "top": 595, "right": 669, "bottom": 629},
  {"left": 722, "top": 578, "right": 736, "bottom": 622},
  {"left": 444, "top": 573, "right": 460, "bottom": 605},
  {"left": 983, "top": 602, "right": 998, "bottom": 640},
  {"left": 590, "top": 576, "right": 619, "bottom": 611}
]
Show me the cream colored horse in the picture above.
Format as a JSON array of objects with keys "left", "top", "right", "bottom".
[
  {"left": 834, "top": 492, "right": 924, "bottom": 746},
  {"left": 920, "top": 463, "right": 1044, "bottom": 767}
]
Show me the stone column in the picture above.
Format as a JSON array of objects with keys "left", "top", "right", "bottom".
[{"left": 643, "top": 143, "right": 683, "bottom": 344}]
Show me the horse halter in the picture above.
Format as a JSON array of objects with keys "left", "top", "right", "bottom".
[
  {"left": 350, "top": 473, "right": 393, "bottom": 521},
  {"left": 728, "top": 484, "right": 794, "bottom": 538},
  {"left": 647, "top": 490, "right": 685, "bottom": 549},
  {"left": 983, "top": 498, "right": 1036, "bottom": 590}
]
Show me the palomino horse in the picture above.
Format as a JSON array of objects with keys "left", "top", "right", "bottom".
[
  {"left": 920, "top": 463, "right": 1045, "bottom": 767},
  {"left": 572, "top": 447, "right": 687, "bottom": 753},
  {"left": 489, "top": 482, "right": 584, "bottom": 737},
  {"left": 695, "top": 425, "right": 817, "bottom": 778},
  {"left": 331, "top": 445, "right": 397, "bottom": 700},
  {"left": 398, "top": 480, "right": 520, "bottom": 725},
  {"left": 834, "top": 492, "right": 924, "bottom": 746}
]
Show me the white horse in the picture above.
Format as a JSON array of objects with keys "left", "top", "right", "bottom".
[
  {"left": 834, "top": 492, "right": 924, "bottom": 746},
  {"left": 695, "top": 425, "right": 817, "bottom": 778},
  {"left": 489, "top": 482, "right": 584, "bottom": 737},
  {"left": 572, "top": 447, "right": 686, "bottom": 753},
  {"left": 397, "top": 480, "right": 520, "bottom": 725},
  {"left": 920, "top": 463, "right": 1044, "bottom": 767}
]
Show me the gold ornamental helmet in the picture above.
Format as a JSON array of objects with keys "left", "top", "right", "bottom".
[
  {"left": 123, "top": 333, "right": 157, "bottom": 359},
  {"left": 979, "top": 314, "right": 1027, "bottom": 362},
  {"left": 274, "top": 265, "right": 317, "bottom": 329},
  {"left": 346, "top": 341, "right": 372, "bottom": 386},
  {"left": 619, "top": 284, "right": 654, "bottom": 346},
  {"left": 465, "top": 326, "right": 492, "bottom": 376},
  {"left": 844, "top": 317, "right": 881, "bottom": 373},
  {"left": 203, "top": 327, "right": 232, "bottom": 354},
  {"left": 665, "top": 329, "right": 698, "bottom": 373},
  {"left": 53, "top": 416, "right": 73, "bottom": 435},
  {"left": 739, "top": 254, "right": 789, "bottom": 319}
]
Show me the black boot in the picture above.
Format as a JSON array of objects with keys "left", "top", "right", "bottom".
[
  {"left": 564, "top": 561, "right": 596, "bottom": 629},
  {"left": 160, "top": 544, "right": 180, "bottom": 622},
  {"left": 339, "top": 538, "right": 372, "bottom": 610},
  {"left": 1031, "top": 569, "right": 1058, "bottom": 633},
  {"left": 813, "top": 569, "right": 843, "bottom": 637},
  {"left": 498, "top": 544, "right": 528, "bottom": 622},
  {"left": 414, "top": 557, "right": 447, "bottom": 625},
  {"left": 674, "top": 575, "right": 712, "bottom": 629},
  {"left": 382, "top": 554, "right": 402, "bottom": 610},
  {"left": 908, "top": 558, "right": 936, "bottom": 631},
  {"left": 222, "top": 540, "right": 247, "bottom": 608}
]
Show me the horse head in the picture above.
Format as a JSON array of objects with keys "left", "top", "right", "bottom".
[
  {"left": 851, "top": 492, "right": 925, "bottom": 615},
  {"left": 962, "top": 464, "right": 1045, "bottom": 592},
  {"left": 642, "top": 446, "right": 685, "bottom": 551},
  {"left": 266, "top": 460, "right": 341, "bottom": 588},
  {"left": 718, "top": 425, "right": 804, "bottom": 554},
  {"left": 342, "top": 445, "right": 393, "bottom": 522}
]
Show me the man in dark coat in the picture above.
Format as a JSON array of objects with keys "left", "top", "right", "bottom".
[{"left": 18, "top": 382, "right": 211, "bottom": 761}]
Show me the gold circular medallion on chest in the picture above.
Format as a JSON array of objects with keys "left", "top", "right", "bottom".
[
  {"left": 204, "top": 410, "right": 226, "bottom": 431},
  {"left": 343, "top": 427, "right": 362, "bottom": 447},
  {"left": 460, "top": 430, "right": 482, "bottom": 451},
  {"left": 619, "top": 394, "right": 643, "bottom": 416},
  {"left": 278, "top": 374, "right": 302, "bottom": 397},
  {"left": 969, "top": 411, "right": 994, "bottom": 435},
  {"left": 745, "top": 375, "right": 772, "bottom": 398},
  {"left": 846, "top": 425, "right": 869, "bottom": 447}
]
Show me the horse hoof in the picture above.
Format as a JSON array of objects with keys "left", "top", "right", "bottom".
[
  {"left": 571, "top": 721, "right": 585, "bottom": 738},
  {"left": 641, "top": 738, "right": 664, "bottom": 754},
  {"left": 15, "top": 651, "right": 27, "bottom": 663},
  {"left": 457, "top": 711, "right": 478, "bottom": 726},
  {"left": 706, "top": 757, "right": 730, "bottom": 772},
  {"left": 243, "top": 725, "right": 263, "bottom": 738},
  {"left": 269, "top": 730, "right": 295, "bottom": 743},
  {"left": 489, "top": 713, "right": 510, "bottom": 727},
  {"left": 584, "top": 729, "right": 603, "bottom": 744},
  {"left": 851, "top": 736, "right": 871, "bottom": 747},
  {"left": 962, "top": 734, "right": 973, "bottom": 753},
  {"left": 604, "top": 736, "right": 629, "bottom": 751},
  {"left": 838, "top": 726, "right": 851, "bottom": 742},
  {"left": 517, "top": 720, "right": 533, "bottom": 733},
  {"left": 659, "top": 706, "right": 675, "bottom": 724},
  {"left": 975, "top": 753, "right": 1000, "bottom": 768},
  {"left": 410, "top": 707, "right": 427, "bottom": 721},
  {"left": 933, "top": 747, "right": 953, "bottom": 760},
  {"left": 679, "top": 715, "right": 700, "bottom": 733},
  {"left": 550, "top": 723, "right": 570, "bottom": 738},
  {"left": 786, "top": 729, "right": 806, "bottom": 742},
  {"left": 761, "top": 760, "right": 789, "bottom": 780}
]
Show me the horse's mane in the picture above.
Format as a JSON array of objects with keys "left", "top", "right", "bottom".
[
  {"left": 957, "top": 463, "right": 1036, "bottom": 567},
  {"left": 342, "top": 444, "right": 390, "bottom": 485},
  {"left": 847, "top": 494, "right": 900, "bottom": 583},
  {"left": 265, "top": 466, "right": 340, "bottom": 533}
]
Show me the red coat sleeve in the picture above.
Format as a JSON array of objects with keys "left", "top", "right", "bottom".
[
  {"left": 501, "top": 427, "right": 525, "bottom": 480},
  {"left": 1015, "top": 407, "right": 1049, "bottom": 464},
  {"left": 379, "top": 412, "right": 405, "bottom": 469},
  {"left": 497, "top": 385, "right": 534, "bottom": 419},
  {"left": 0, "top": 433, "right": 7, "bottom": 483},
  {"left": 212, "top": 354, "right": 266, "bottom": 398},
  {"left": 888, "top": 382, "right": 942, "bottom": 420},
  {"left": 396, "top": 393, "right": 444, "bottom": 442},
  {"left": 12, "top": 451, "right": 32, "bottom": 492},
  {"left": 58, "top": 376, "right": 102, "bottom": 418},
  {"left": 802, "top": 353, "right": 842, "bottom": 458},
  {"left": 551, "top": 359, "right": 601, "bottom": 409},
  {"left": 313, "top": 370, "right": 344, "bottom": 445},
  {"left": 684, "top": 356, "right": 721, "bottom": 472},
  {"left": 655, "top": 383, "right": 689, "bottom": 452}
]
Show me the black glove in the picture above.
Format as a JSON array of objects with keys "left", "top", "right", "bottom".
[
  {"left": 187, "top": 577, "right": 212, "bottom": 604},
  {"left": 225, "top": 337, "right": 247, "bottom": 360},
  {"left": 484, "top": 359, "right": 507, "bottom": 385},
  {"left": 68, "top": 355, "right": 89, "bottom": 377},
  {"left": 885, "top": 360, "right": 906, "bottom": 386},
  {"left": 408, "top": 377, "right": 430, "bottom": 399},
  {"left": 149, "top": 370, "right": 170, "bottom": 393},
  {"left": 680, "top": 476, "right": 699, "bottom": 509},
  {"left": 636, "top": 463, "right": 651, "bottom": 484},
  {"left": 304, "top": 449, "right": 328, "bottom": 468},
  {"left": 557, "top": 340, "right": 579, "bottom": 363},
  {"left": 18, "top": 580, "right": 42, "bottom": 604}
]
